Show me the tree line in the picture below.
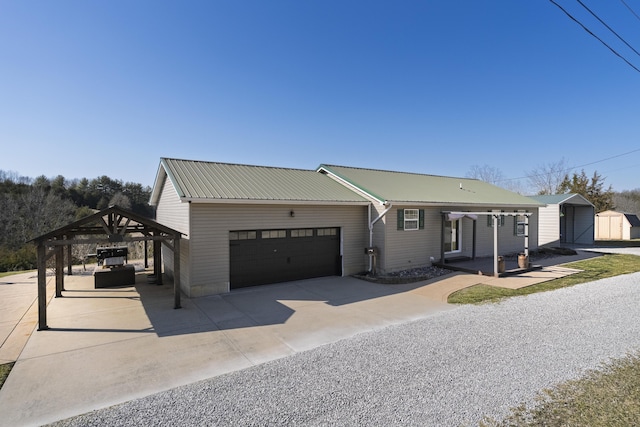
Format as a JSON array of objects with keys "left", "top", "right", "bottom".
[
  {"left": 0, "top": 170, "right": 153, "bottom": 271},
  {"left": 466, "top": 158, "right": 640, "bottom": 215}
]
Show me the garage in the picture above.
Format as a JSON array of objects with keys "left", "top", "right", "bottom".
[{"left": 230, "top": 227, "right": 341, "bottom": 289}]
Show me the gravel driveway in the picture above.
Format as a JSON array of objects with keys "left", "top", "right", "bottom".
[{"left": 50, "top": 269, "right": 640, "bottom": 426}]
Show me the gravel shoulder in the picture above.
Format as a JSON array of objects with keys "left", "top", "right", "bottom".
[{"left": 50, "top": 271, "right": 640, "bottom": 426}]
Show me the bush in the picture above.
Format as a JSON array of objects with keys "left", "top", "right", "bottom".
[{"left": 0, "top": 245, "right": 37, "bottom": 272}]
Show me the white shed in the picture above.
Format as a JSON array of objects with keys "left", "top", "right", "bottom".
[
  {"left": 530, "top": 194, "right": 595, "bottom": 246},
  {"left": 595, "top": 210, "right": 640, "bottom": 240}
]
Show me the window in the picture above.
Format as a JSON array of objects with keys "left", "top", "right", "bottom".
[
  {"left": 404, "top": 209, "right": 419, "bottom": 230},
  {"left": 445, "top": 219, "right": 461, "bottom": 253},
  {"left": 317, "top": 228, "right": 337, "bottom": 236},
  {"left": 487, "top": 211, "right": 505, "bottom": 227},
  {"left": 229, "top": 231, "right": 257, "bottom": 240},
  {"left": 514, "top": 213, "right": 527, "bottom": 237},
  {"left": 291, "top": 229, "right": 313, "bottom": 238},
  {"left": 261, "top": 230, "right": 286, "bottom": 239}
]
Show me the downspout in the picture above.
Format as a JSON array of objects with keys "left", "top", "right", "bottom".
[{"left": 368, "top": 202, "right": 393, "bottom": 272}]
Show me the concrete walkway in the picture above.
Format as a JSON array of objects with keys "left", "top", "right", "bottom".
[{"left": 0, "top": 253, "right": 596, "bottom": 427}]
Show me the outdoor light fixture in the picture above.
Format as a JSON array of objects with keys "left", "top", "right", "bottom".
[{"left": 290, "top": 210, "right": 295, "bottom": 217}]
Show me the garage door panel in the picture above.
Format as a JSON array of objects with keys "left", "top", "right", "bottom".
[{"left": 230, "top": 228, "right": 340, "bottom": 289}]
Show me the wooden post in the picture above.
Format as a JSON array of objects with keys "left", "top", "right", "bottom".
[
  {"left": 37, "top": 243, "right": 48, "bottom": 330},
  {"left": 67, "top": 243, "right": 73, "bottom": 276},
  {"left": 56, "top": 246, "right": 64, "bottom": 297},
  {"left": 144, "top": 240, "right": 149, "bottom": 269},
  {"left": 154, "top": 239, "right": 163, "bottom": 285},
  {"left": 173, "top": 235, "right": 181, "bottom": 309}
]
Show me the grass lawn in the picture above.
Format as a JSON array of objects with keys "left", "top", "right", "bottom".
[
  {"left": 0, "top": 270, "right": 34, "bottom": 278},
  {"left": 0, "top": 362, "right": 14, "bottom": 391},
  {"left": 448, "top": 253, "right": 640, "bottom": 304},
  {"left": 482, "top": 352, "right": 640, "bottom": 426}
]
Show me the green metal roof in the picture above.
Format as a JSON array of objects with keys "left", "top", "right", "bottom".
[
  {"left": 529, "top": 193, "right": 594, "bottom": 207},
  {"left": 318, "top": 164, "right": 544, "bottom": 207},
  {"left": 153, "top": 158, "right": 369, "bottom": 204}
]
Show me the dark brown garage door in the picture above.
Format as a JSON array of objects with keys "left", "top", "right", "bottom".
[{"left": 229, "top": 227, "right": 341, "bottom": 289}]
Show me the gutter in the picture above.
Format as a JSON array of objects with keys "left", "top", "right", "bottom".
[{"left": 368, "top": 202, "right": 393, "bottom": 272}]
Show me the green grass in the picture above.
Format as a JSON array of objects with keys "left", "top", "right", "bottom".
[
  {"left": 0, "top": 362, "right": 14, "bottom": 391},
  {"left": 482, "top": 352, "right": 640, "bottom": 426},
  {"left": 0, "top": 269, "right": 34, "bottom": 278},
  {"left": 448, "top": 254, "right": 640, "bottom": 304}
]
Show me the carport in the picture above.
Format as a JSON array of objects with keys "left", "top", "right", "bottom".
[{"left": 30, "top": 205, "right": 182, "bottom": 331}]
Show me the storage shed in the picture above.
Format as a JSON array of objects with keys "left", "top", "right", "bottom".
[
  {"left": 595, "top": 210, "right": 640, "bottom": 240},
  {"left": 530, "top": 194, "right": 594, "bottom": 246}
]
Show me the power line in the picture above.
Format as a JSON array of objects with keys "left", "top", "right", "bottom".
[
  {"left": 620, "top": 0, "right": 640, "bottom": 23},
  {"left": 497, "top": 148, "right": 640, "bottom": 182},
  {"left": 548, "top": 0, "right": 640, "bottom": 74},
  {"left": 576, "top": 0, "right": 640, "bottom": 58}
]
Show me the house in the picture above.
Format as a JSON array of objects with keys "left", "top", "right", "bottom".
[
  {"left": 529, "top": 194, "right": 595, "bottom": 246},
  {"left": 150, "top": 158, "right": 371, "bottom": 297},
  {"left": 595, "top": 210, "right": 640, "bottom": 240},
  {"left": 150, "top": 158, "right": 543, "bottom": 297},
  {"left": 318, "top": 165, "right": 542, "bottom": 275}
]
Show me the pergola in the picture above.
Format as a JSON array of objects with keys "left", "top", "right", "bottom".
[
  {"left": 30, "top": 205, "right": 182, "bottom": 331},
  {"left": 441, "top": 211, "right": 531, "bottom": 277}
]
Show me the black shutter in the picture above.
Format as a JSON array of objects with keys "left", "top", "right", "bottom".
[
  {"left": 397, "top": 209, "right": 404, "bottom": 230},
  {"left": 419, "top": 209, "right": 424, "bottom": 229}
]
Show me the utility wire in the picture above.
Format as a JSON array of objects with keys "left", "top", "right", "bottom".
[
  {"left": 576, "top": 0, "right": 640, "bottom": 58},
  {"left": 548, "top": 0, "right": 640, "bottom": 74},
  {"left": 620, "top": 0, "right": 640, "bottom": 23},
  {"left": 497, "top": 148, "right": 640, "bottom": 182}
]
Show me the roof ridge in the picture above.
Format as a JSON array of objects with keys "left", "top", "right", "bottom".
[
  {"left": 162, "top": 157, "right": 316, "bottom": 173},
  {"left": 319, "top": 163, "right": 478, "bottom": 181}
]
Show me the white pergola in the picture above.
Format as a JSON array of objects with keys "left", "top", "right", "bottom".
[{"left": 441, "top": 211, "right": 531, "bottom": 277}]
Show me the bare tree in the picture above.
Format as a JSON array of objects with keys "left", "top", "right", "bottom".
[
  {"left": 466, "top": 164, "right": 505, "bottom": 185},
  {"left": 109, "top": 192, "right": 132, "bottom": 210},
  {"left": 526, "top": 158, "right": 570, "bottom": 195},
  {"left": 613, "top": 190, "right": 640, "bottom": 215},
  {"left": 466, "top": 164, "right": 526, "bottom": 194}
]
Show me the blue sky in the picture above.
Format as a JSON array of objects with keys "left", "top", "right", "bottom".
[{"left": 1, "top": 1, "right": 639, "bottom": 192}]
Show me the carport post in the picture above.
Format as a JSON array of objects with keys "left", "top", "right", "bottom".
[
  {"left": 67, "top": 243, "right": 73, "bottom": 276},
  {"left": 153, "top": 239, "right": 163, "bottom": 285},
  {"left": 55, "top": 246, "right": 64, "bottom": 297},
  {"left": 37, "top": 243, "right": 48, "bottom": 330}
]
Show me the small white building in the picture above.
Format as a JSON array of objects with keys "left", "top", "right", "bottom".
[
  {"left": 530, "top": 194, "right": 595, "bottom": 246},
  {"left": 595, "top": 210, "right": 640, "bottom": 240}
]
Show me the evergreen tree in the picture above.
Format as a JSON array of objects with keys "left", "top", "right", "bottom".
[{"left": 558, "top": 169, "right": 614, "bottom": 213}]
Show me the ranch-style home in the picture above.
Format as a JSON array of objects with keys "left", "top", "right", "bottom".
[{"left": 150, "top": 158, "right": 543, "bottom": 297}]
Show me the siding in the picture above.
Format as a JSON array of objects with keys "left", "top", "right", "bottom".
[
  {"left": 155, "top": 176, "right": 191, "bottom": 292},
  {"left": 188, "top": 203, "right": 369, "bottom": 297},
  {"left": 379, "top": 206, "right": 539, "bottom": 273},
  {"left": 538, "top": 204, "right": 560, "bottom": 246}
]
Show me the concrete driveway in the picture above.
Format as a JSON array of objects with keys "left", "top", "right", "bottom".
[{"left": 0, "top": 251, "right": 599, "bottom": 427}]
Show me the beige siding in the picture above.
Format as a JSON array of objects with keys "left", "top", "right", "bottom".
[
  {"left": 188, "top": 203, "right": 369, "bottom": 297},
  {"left": 155, "top": 177, "right": 190, "bottom": 235},
  {"left": 155, "top": 176, "right": 191, "bottom": 293},
  {"left": 537, "top": 204, "right": 560, "bottom": 246},
  {"left": 378, "top": 206, "right": 539, "bottom": 273}
]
